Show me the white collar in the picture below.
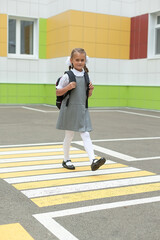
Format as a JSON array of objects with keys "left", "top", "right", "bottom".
[{"left": 71, "top": 68, "right": 84, "bottom": 76}]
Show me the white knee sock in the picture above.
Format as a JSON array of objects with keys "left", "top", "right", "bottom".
[
  {"left": 63, "top": 130, "right": 74, "bottom": 162},
  {"left": 80, "top": 131, "right": 95, "bottom": 163}
]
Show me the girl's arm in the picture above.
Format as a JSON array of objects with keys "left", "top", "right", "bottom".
[
  {"left": 56, "top": 82, "right": 76, "bottom": 96},
  {"left": 88, "top": 82, "right": 94, "bottom": 97}
]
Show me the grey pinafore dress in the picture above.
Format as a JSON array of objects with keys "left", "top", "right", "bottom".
[{"left": 56, "top": 75, "right": 92, "bottom": 132}]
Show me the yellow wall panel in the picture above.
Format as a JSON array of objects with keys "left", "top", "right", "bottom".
[
  {"left": 62, "top": 27, "right": 69, "bottom": 42},
  {"left": 96, "top": 14, "right": 109, "bottom": 29},
  {"left": 84, "top": 27, "right": 96, "bottom": 43},
  {"left": 83, "top": 42, "right": 95, "bottom": 57},
  {"left": 119, "top": 45, "right": 130, "bottom": 59},
  {"left": 58, "top": 11, "right": 69, "bottom": 28},
  {"left": 47, "top": 12, "right": 69, "bottom": 31},
  {"left": 120, "top": 31, "right": 130, "bottom": 45},
  {"left": 47, "top": 31, "right": 55, "bottom": 45},
  {"left": 46, "top": 45, "right": 54, "bottom": 58},
  {"left": 0, "top": 14, "right": 7, "bottom": 28},
  {"left": 96, "top": 29, "right": 108, "bottom": 44},
  {"left": 57, "top": 42, "right": 70, "bottom": 56},
  {"left": 69, "top": 41, "right": 84, "bottom": 53},
  {"left": 108, "top": 45, "right": 120, "bottom": 59},
  {"left": 0, "top": 43, "right": 7, "bottom": 56},
  {"left": 109, "top": 15, "right": 121, "bottom": 30},
  {"left": 69, "top": 10, "right": 83, "bottom": 26},
  {"left": 84, "top": 12, "right": 97, "bottom": 28},
  {"left": 46, "top": 10, "right": 130, "bottom": 60},
  {"left": 95, "top": 43, "right": 108, "bottom": 58},
  {"left": 47, "top": 27, "right": 69, "bottom": 45},
  {"left": 69, "top": 26, "right": 83, "bottom": 42},
  {"left": 120, "top": 17, "right": 131, "bottom": 31},
  {"left": 47, "top": 42, "right": 69, "bottom": 58},
  {"left": 54, "top": 14, "right": 65, "bottom": 29},
  {"left": 108, "top": 30, "right": 120, "bottom": 45},
  {"left": 47, "top": 18, "right": 53, "bottom": 31},
  {"left": 0, "top": 14, "right": 7, "bottom": 57},
  {"left": 0, "top": 29, "right": 7, "bottom": 42}
]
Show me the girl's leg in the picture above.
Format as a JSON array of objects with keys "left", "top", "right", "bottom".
[
  {"left": 80, "top": 131, "right": 95, "bottom": 164},
  {"left": 63, "top": 130, "right": 75, "bottom": 161},
  {"left": 80, "top": 131, "right": 106, "bottom": 171}
]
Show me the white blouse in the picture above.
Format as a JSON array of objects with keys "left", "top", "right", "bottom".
[{"left": 56, "top": 68, "right": 85, "bottom": 89}]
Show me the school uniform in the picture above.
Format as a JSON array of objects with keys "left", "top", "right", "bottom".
[{"left": 56, "top": 68, "right": 92, "bottom": 132}]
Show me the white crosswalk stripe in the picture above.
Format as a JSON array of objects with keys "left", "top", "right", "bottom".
[
  {"left": 0, "top": 147, "right": 77, "bottom": 155},
  {"left": 0, "top": 160, "right": 113, "bottom": 173},
  {"left": 5, "top": 166, "right": 139, "bottom": 184},
  {"left": 22, "top": 175, "right": 160, "bottom": 198},
  {"left": 0, "top": 153, "right": 88, "bottom": 163}
]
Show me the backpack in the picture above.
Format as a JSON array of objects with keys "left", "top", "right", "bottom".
[{"left": 56, "top": 70, "right": 90, "bottom": 109}]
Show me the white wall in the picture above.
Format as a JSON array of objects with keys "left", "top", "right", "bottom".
[
  {"left": 0, "top": 0, "right": 47, "bottom": 18},
  {"left": 46, "top": 0, "right": 160, "bottom": 18},
  {"left": 2, "top": 0, "right": 159, "bottom": 18},
  {"left": 1, "top": 0, "right": 160, "bottom": 23},
  {"left": 0, "top": 58, "right": 47, "bottom": 84},
  {"left": 47, "top": 57, "right": 160, "bottom": 86}
]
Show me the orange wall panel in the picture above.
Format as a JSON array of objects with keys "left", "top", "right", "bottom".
[
  {"left": 46, "top": 10, "right": 130, "bottom": 59},
  {"left": 0, "top": 14, "right": 7, "bottom": 57}
]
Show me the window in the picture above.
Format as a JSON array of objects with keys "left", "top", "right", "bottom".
[
  {"left": 8, "top": 17, "right": 38, "bottom": 59},
  {"left": 148, "top": 12, "right": 160, "bottom": 58},
  {"left": 155, "top": 16, "right": 160, "bottom": 55}
]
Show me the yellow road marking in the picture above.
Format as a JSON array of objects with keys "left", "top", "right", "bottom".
[
  {"left": 13, "top": 171, "right": 155, "bottom": 190},
  {"left": 31, "top": 182, "right": 160, "bottom": 207},
  {"left": 0, "top": 223, "right": 34, "bottom": 240},
  {"left": 0, "top": 150, "right": 84, "bottom": 159},
  {"left": 0, "top": 145, "right": 63, "bottom": 152},
  {"left": 0, "top": 157, "right": 89, "bottom": 168},
  {"left": 0, "top": 163, "right": 126, "bottom": 178}
]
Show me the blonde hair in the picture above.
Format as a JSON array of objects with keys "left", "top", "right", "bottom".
[{"left": 69, "top": 48, "right": 89, "bottom": 72}]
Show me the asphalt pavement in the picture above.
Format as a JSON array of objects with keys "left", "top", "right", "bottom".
[{"left": 0, "top": 105, "right": 160, "bottom": 240}]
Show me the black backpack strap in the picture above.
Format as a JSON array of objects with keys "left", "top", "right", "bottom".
[
  {"left": 64, "top": 70, "right": 76, "bottom": 107},
  {"left": 65, "top": 70, "right": 76, "bottom": 83},
  {"left": 84, "top": 72, "right": 90, "bottom": 108}
]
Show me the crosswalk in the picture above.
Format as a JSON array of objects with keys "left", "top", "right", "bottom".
[
  {"left": 0, "top": 144, "right": 160, "bottom": 208},
  {"left": 0, "top": 223, "right": 34, "bottom": 240}
]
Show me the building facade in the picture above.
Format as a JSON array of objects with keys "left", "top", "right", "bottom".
[{"left": 0, "top": 0, "right": 160, "bottom": 110}]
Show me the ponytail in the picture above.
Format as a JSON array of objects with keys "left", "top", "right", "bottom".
[{"left": 84, "top": 65, "right": 89, "bottom": 73}]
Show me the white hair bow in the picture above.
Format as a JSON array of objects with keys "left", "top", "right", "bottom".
[{"left": 65, "top": 56, "right": 89, "bottom": 66}]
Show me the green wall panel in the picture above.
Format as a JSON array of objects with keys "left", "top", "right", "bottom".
[
  {"left": 127, "top": 86, "right": 160, "bottom": 110},
  {"left": 45, "top": 84, "right": 56, "bottom": 105},
  {"left": 0, "top": 83, "right": 160, "bottom": 111},
  {"left": 89, "top": 86, "right": 128, "bottom": 107},
  {"left": 39, "top": 18, "right": 47, "bottom": 59},
  {"left": 0, "top": 84, "right": 46, "bottom": 104}
]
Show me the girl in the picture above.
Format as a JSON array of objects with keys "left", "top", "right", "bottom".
[{"left": 56, "top": 48, "right": 106, "bottom": 171}]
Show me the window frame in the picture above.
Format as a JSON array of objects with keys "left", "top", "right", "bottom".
[
  {"left": 155, "top": 23, "right": 160, "bottom": 55},
  {"left": 148, "top": 11, "right": 160, "bottom": 59},
  {"left": 8, "top": 16, "right": 39, "bottom": 60}
]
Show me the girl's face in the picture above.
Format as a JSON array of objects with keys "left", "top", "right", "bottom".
[{"left": 70, "top": 52, "right": 86, "bottom": 72}]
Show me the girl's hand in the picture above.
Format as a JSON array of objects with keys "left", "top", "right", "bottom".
[
  {"left": 56, "top": 82, "right": 76, "bottom": 96},
  {"left": 88, "top": 82, "right": 94, "bottom": 97},
  {"left": 89, "top": 82, "right": 94, "bottom": 90},
  {"left": 68, "top": 82, "right": 76, "bottom": 90}
]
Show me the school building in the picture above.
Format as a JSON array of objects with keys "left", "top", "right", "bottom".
[{"left": 0, "top": 0, "right": 160, "bottom": 110}]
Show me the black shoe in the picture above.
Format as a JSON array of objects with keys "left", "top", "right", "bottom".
[
  {"left": 91, "top": 158, "right": 106, "bottom": 171},
  {"left": 62, "top": 160, "right": 75, "bottom": 170}
]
